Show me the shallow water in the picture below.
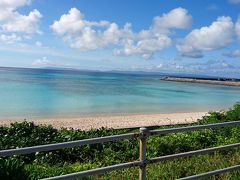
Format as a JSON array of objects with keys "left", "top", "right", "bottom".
[{"left": 0, "top": 67, "right": 240, "bottom": 119}]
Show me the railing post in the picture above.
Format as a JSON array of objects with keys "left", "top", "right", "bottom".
[{"left": 139, "top": 127, "right": 148, "bottom": 180}]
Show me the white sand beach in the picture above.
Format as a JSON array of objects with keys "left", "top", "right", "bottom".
[{"left": 0, "top": 112, "right": 208, "bottom": 130}]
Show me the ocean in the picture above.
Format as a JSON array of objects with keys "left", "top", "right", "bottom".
[{"left": 0, "top": 67, "right": 240, "bottom": 120}]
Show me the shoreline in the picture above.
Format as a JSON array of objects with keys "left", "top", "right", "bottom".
[{"left": 0, "top": 111, "right": 208, "bottom": 130}]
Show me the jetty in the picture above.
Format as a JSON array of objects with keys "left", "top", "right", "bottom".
[{"left": 160, "top": 76, "right": 240, "bottom": 87}]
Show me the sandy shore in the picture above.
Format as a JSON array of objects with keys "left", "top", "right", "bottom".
[{"left": 0, "top": 112, "right": 208, "bottom": 130}]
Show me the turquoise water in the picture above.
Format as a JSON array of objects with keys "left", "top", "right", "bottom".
[{"left": 0, "top": 67, "right": 240, "bottom": 119}]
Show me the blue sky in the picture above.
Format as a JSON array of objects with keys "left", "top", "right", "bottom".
[{"left": 0, "top": 0, "right": 240, "bottom": 76}]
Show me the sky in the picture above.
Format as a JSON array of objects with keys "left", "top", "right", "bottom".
[{"left": 0, "top": 0, "right": 240, "bottom": 76}]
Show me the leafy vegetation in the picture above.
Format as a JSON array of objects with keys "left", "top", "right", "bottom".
[{"left": 1, "top": 103, "right": 240, "bottom": 179}]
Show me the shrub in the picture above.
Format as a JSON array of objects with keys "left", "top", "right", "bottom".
[{"left": 0, "top": 157, "right": 29, "bottom": 180}]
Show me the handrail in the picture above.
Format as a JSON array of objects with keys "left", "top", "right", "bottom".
[
  {"left": 43, "top": 161, "right": 141, "bottom": 180},
  {"left": 149, "top": 120, "right": 240, "bottom": 135},
  {"left": 1, "top": 120, "right": 240, "bottom": 180},
  {"left": 2, "top": 121, "right": 239, "bottom": 157},
  {"left": 42, "top": 143, "right": 240, "bottom": 180},
  {"left": 149, "top": 143, "right": 240, "bottom": 163},
  {"left": 178, "top": 165, "right": 240, "bottom": 180},
  {"left": 0, "top": 132, "right": 138, "bottom": 156}
]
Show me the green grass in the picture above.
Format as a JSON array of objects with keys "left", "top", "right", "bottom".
[
  {"left": 103, "top": 151, "right": 240, "bottom": 180},
  {"left": 1, "top": 103, "right": 240, "bottom": 179}
]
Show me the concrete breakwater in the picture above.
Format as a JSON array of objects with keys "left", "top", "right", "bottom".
[{"left": 160, "top": 76, "right": 240, "bottom": 87}]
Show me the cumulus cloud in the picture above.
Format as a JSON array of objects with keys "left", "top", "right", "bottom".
[
  {"left": 32, "top": 57, "right": 53, "bottom": 66},
  {"left": 155, "top": 61, "right": 185, "bottom": 71},
  {"left": 190, "top": 59, "right": 234, "bottom": 71},
  {"left": 0, "top": 0, "right": 42, "bottom": 43},
  {"left": 0, "top": 34, "right": 22, "bottom": 43},
  {"left": 153, "top": 59, "right": 236, "bottom": 73},
  {"left": 177, "top": 16, "right": 234, "bottom": 58},
  {"left": 235, "top": 16, "right": 240, "bottom": 39},
  {"left": 32, "top": 56, "right": 75, "bottom": 67},
  {"left": 152, "top": 7, "right": 192, "bottom": 30},
  {"left": 0, "top": 0, "right": 31, "bottom": 10},
  {"left": 51, "top": 7, "right": 192, "bottom": 58},
  {"left": 114, "top": 36, "right": 172, "bottom": 59},
  {"left": 224, "top": 49, "right": 240, "bottom": 57},
  {"left": 1, "top": 9, "right": 42, "bottom": 34},
  {"left": 231, "top": 49, "right": 240, "bottom": 57},
  {"left": 115, "top": 7, "right": 192, "bottom": 58},
  {"left": 51, "top": 8, "right": 124, "bottom": 51}
]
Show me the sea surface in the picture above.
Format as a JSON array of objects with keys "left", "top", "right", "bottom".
[{"left": 0, "top": 67, "right": 240, "bottom": 120}]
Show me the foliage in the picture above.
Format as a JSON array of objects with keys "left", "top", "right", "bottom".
[
  {"left": 103, "top": 151, "right": 240, "bottom": 180},
  {"left": 0, "top": 103, "right": 240, "bottom": 179},
  {"left": 0, "top": 157, "right": 29, "bottom": 180}
]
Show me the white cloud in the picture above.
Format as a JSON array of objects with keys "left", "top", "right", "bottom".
[
  {"left": 156, "top": 63, "right": 163, "bottom": 68},
  {"left": 0, "top": 33, "right": 21, "bottom": 43},
  {"left": 51, "top": 8, "right": 121, "bottom": 51},
  {"left": 152, "top": 7, "right": 192, "bottom": 30},
  {"left": 51, "top": 8, "right": 89, "bottom": 35},
  {"left": 188, "top": 59, "right": 235, "bottom": 72},
  {"left": 51, "top": 7, "right": 192, "bottom": 58},
  {"left": 177, "top": 16, "right": 234, "bottom": 58},
  {"left": 235, "top": 16, "right": 240, "bottom": 39},
  {"left": 229, "top": 0, "right": 240, "bottom": 4},
  {"left": 224, "top": 49, "right": 240, "bottom": 57},
  {"left": 0, "top": 0, "right": 31, "bottom": 10},
  {"left": 32, "top": 57, "right": 53, "bottom": 66},
  {"left": 231, "top": 49, "right": 240, "bottom": 57},
  {"left": 115, "top": 8, "right": 192, "bottom": 58},
  {"left": 0, "top": 0, "right": 42, "bottom": 43},
  {"left": 35, "top": 41, "right": 42, "bottom": 47},
  {"left": 114, "top": 36, "right": 172, "bottom": 58},
  {"left": 153, "top": 59, "right": 236, "bottom": 73},
  {"left": 32, "top": 56, "right": 76, "bottom": 67},
  {"left": 155, "top": 61, "right": 185, "bottom": 71},
  {"left": 1, "top": 9, "right": 42, "bottom": 34}
]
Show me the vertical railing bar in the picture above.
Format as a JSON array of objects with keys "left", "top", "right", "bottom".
[{"left": 139, "top": 127, "right": 149, "bottom": 180}]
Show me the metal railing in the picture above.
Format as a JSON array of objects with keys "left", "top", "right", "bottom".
[{"left": 1, "top": 121, "right": 240, "bottom": 180}]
